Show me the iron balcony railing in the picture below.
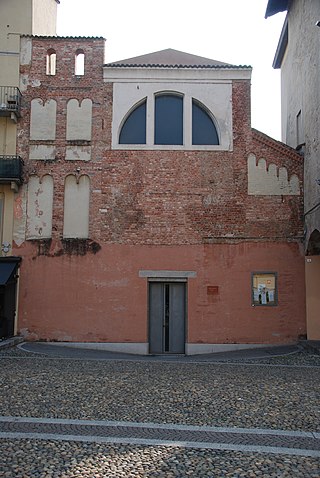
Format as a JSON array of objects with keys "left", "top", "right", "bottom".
[
  {"left": 0, "top": 87, "right": 22, "bottom": 118},
  {"left": 0, "top": 156, "right": 23, "bottom": 185}
]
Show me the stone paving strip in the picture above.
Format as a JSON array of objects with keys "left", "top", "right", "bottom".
[{"left": 0, "top": 416, "right": 319, "bottom": 458}]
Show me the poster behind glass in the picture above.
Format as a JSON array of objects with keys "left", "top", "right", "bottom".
[{"left": 252, "top": 273, "right": 277, "bottom": 306}]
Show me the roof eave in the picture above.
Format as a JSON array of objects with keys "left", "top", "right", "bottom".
[
  {"left": 265, "top": 0, "right": 289, "bottom": 18},
  {"left": 272, "top": 16, "right": 288, "bottom": 68},
  {"left": 103, "top": 64, "right": 252, "bottom": 70},
  {"left": 21, "top": 35, "right": 106, "bottom": 40}
]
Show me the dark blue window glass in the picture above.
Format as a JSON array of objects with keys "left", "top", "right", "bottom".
[
  {"left": 155, "top": 95, "right": 183, "bottom": 145},
  {"left": 119, "top": 100, "right": 146, "bottom": 144},
  {"left": 192, "top": 100, "right": 219, "bottom": 145}
]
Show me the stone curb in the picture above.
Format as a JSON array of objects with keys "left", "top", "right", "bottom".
[
  {"left": 0, "top": 417, "right": 319, "bottom": 457},
  {"left": 0, "top": 336, "right": 24, "bottom": 350}
]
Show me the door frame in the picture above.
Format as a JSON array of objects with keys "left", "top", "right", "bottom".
[{"left": 148, "top": 279, "right": 187, "bottom": 354}]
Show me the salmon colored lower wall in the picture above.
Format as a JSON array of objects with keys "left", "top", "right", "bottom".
[
  {"left": 16, "top": 241, "right": 306, "bottom": 344},
  {"left": 305, "top": 256, "right": 320, "bottom": 340}
]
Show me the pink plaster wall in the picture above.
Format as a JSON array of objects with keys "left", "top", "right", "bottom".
[{"left": 17, "top": 241, "right": 306, "bottom": 344}]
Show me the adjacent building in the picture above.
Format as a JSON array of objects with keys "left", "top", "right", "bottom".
[
  {"left": 266, "top": 0, "right": 320, "bottom": 339},
  {"left": 0, "top": 0, "right": 59, "bottom": 339}
]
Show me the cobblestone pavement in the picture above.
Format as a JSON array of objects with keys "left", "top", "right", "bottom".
[{"left": 0, "top": 346, "right": 320, "bottom": 476}]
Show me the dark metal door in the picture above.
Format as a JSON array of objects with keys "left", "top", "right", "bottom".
[
  {"left": 149, "top": 282, "right": 185, "bottom": 354},
  {"left": 0, "top": 283, "right": 15, "bottom": 339}
]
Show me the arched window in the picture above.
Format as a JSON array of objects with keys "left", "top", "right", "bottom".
[
  {"left": 119, "top": 99, "right": 146, "bottom": 144},
  {"left": 116, "top": 92, "right": 222, "bottom": 148},
  {"left": 46, "top": 49, "right": 56, "bottom": 76},
  {"left": 192, "top": 99, "right": 219, "bottom": 145},
  {"left": 75, "top": 49, "right": 85, "bottom": 76},
  {"left": 155, "top": 94, "right": 183, "bottom": 145}
]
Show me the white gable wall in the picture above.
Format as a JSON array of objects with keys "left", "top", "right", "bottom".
[{"left": 104, "top": 66, "right": 251, "bottom": 152}]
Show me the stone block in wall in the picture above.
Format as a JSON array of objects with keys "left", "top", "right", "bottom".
[
  {"left": 29, "top": 145, "right": 55, "bottom": 160},
  {"left": 65, "top": 145, "right": 91, "bottom": 161}
]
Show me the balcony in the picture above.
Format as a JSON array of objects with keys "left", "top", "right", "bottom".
[
  {"left": 0, "top": 156, "right": 23, "bottom": 187},
  {"left": 0, "top": 87, "right": 22, "bottom": 120}
]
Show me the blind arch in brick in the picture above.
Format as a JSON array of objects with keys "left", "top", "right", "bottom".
[
  {"left": 66, "top": 99, "right": 92, "bottom": 141},
  {"left": 30, "top": 99, "right": 57, "bottom": 141},
  {"left": 26, "top": 175, "right": 53, "bottom": 239},
  {"left": 63, "top": 175, "right": 90, "bottom": 239}
]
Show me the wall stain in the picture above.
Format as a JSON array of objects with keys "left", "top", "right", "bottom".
[{"left": 31, "top": 238, "right": 101, "bottom": 258}]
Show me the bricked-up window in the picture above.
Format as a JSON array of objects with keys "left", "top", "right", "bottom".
[
  {"left": 46, "top": 49, "right": 56, "bottom": 75},
  {"left": 66, "top": 99, "right": 92, "bottom": 141},
  {"left": 252, "top": 272, "right": 278, "bottom": 306},
  {"left": 26, "top": 175, "right": 54, "bottom": 239},
  {"left": 75, "top": 50, "right": 85, "bottom": 76},
  {"left": 119, "top": 99, "right": 146, "bottom": 144},
  {"left": 63, "top": 175, "right": 90, "bottom": 239},
  {"left": 155, "top": 94, "right": 183, "bottom": 145},
  {"left": 192, "top": 99, "right": 219, "bottom": 145},
  {"left": 30, "top": 99, "right": 57, "bottom": 141}
]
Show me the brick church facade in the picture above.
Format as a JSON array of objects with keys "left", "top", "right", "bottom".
[{"left": 13, "top": 36, "right": 305, "bottom": 354}]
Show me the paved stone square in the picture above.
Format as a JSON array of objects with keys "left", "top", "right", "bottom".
[{"left": 0, "top": 346, "right": 319, "bottom": 476}]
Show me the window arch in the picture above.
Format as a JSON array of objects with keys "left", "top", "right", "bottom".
[
  {"left": 116, "top": 91, "right": 223, "bottom": 149},
  {"left": 46, "top": 49, "right": 56, "bottom": 76},
  {"left": 192, "top": 99, "right": 219, "bottom": 145},
  {"left": 119, "top": 99, "right": 146, "bottom": 144},
  {"left": 75, "top": 49, "right": 85, "bottom": 76},
  {"left": 155, "top": 93, "right": 183, "bottom": 145}
]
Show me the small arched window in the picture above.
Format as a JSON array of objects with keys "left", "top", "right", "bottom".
[
  {"left": 119, "top": 99, "right": 146, "bottom": 144},
  {"left": 155, "top": 94, "right": 183, "bottom": 145},
  {"left": 192, "top": 99, "right": 219, "bottom": 145},
  {"left": 75, "top": 49, "right": 85, "bottom": 76},
  {"left": 46, "top": 49, "right": 56, "bottom": 76}
]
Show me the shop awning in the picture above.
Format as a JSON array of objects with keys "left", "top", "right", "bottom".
[{"left": 0, "top": 258, "right": 21, "bottom": 286}]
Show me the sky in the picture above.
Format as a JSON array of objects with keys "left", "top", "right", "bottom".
[{"left": 57, "top": 0, "right": 286, "bottom": 141}]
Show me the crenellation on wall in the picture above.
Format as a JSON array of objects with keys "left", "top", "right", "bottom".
[{"left": 247, "top": 153, "right": 300, "bottom": 196}]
